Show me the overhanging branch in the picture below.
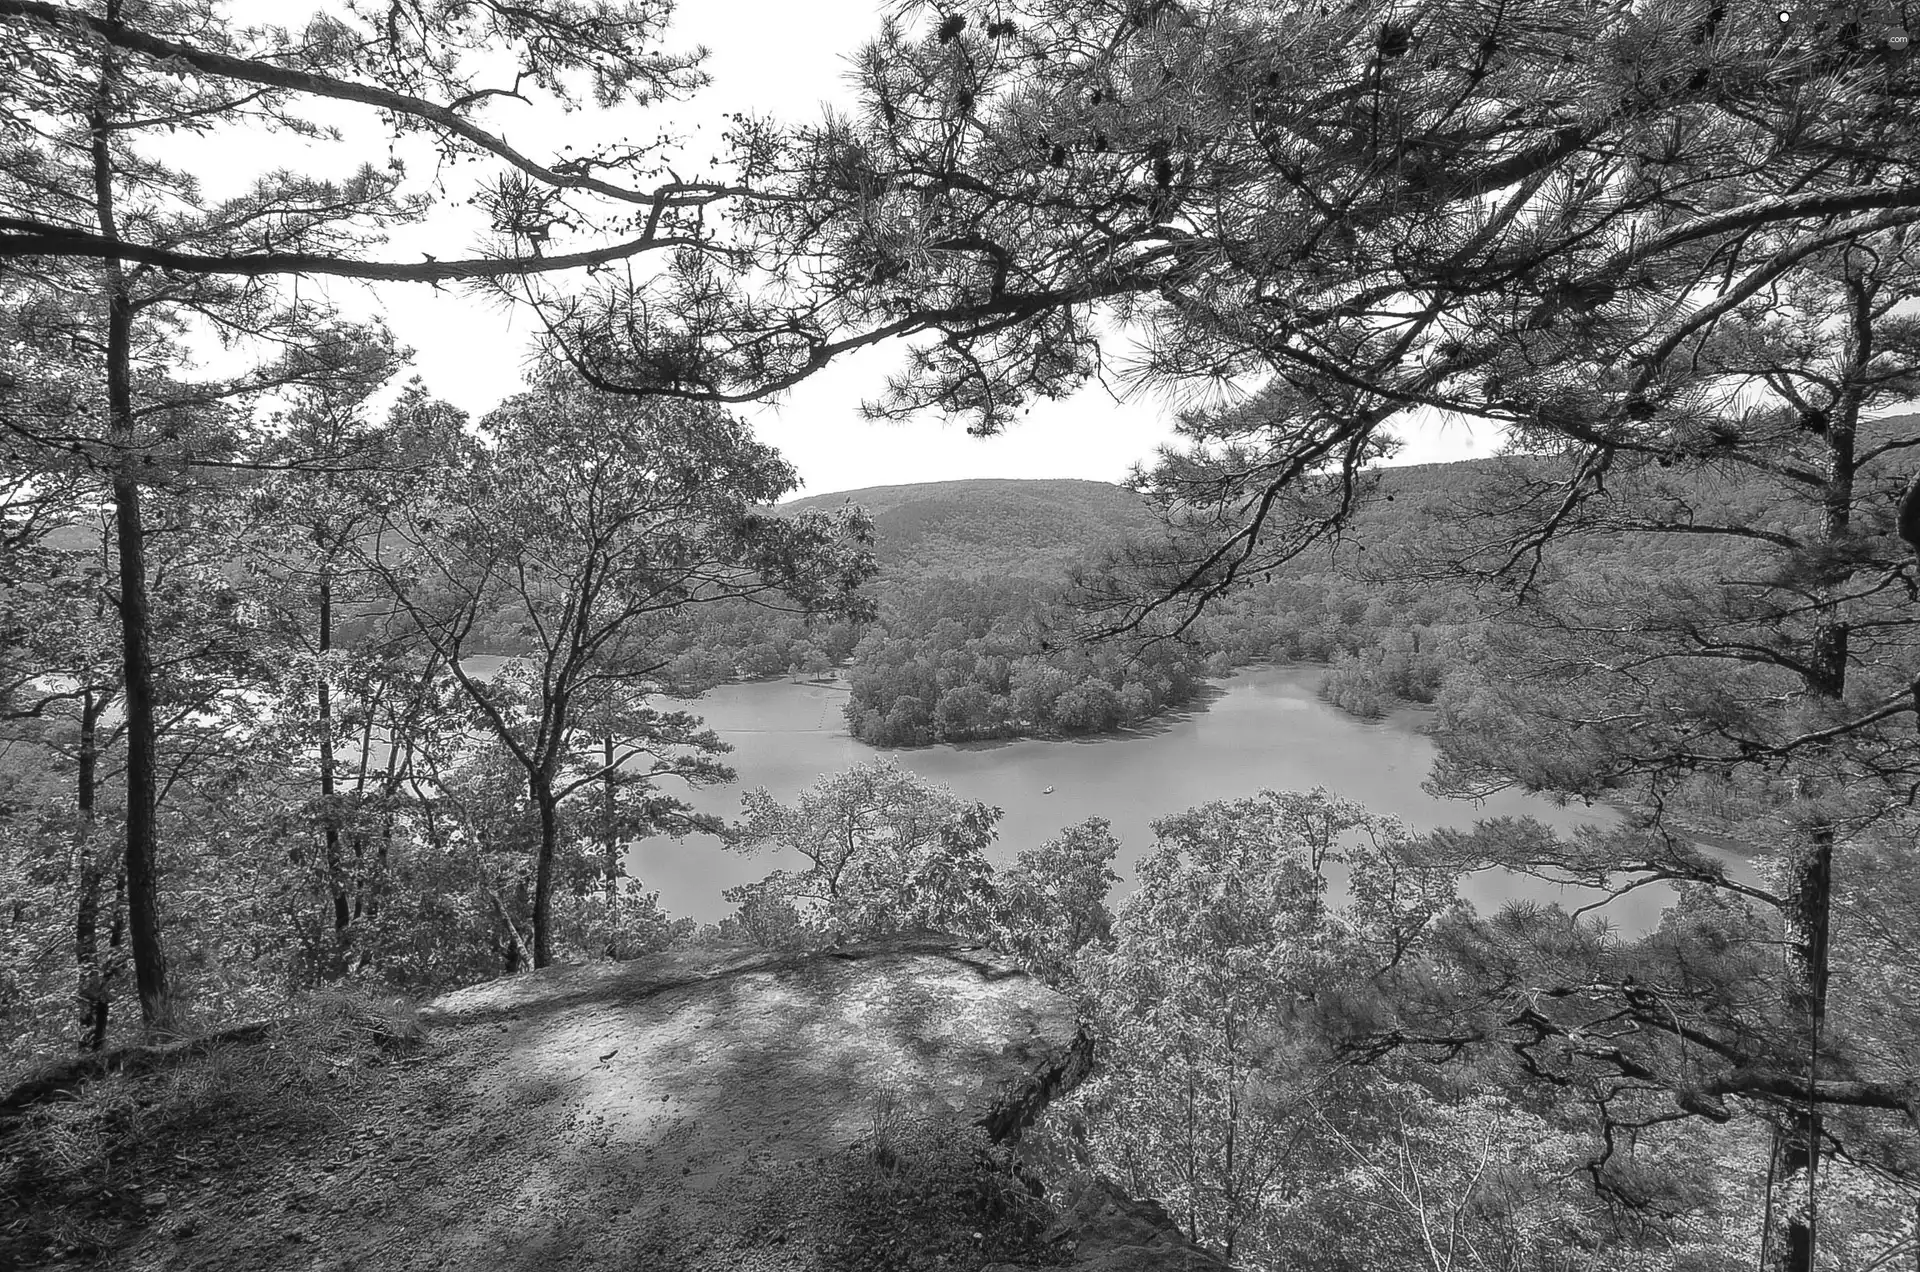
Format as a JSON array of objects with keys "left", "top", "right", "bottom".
[{"left": 0, "top": 219, "right": 708, "bottom": 280}]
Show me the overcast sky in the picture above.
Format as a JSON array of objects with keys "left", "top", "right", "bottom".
[{"left": 236, "top": 0, "right": 1501, "bottom": 496}]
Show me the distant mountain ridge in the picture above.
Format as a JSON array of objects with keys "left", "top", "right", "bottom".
[
  {"left": 781, "top": 477, "right": 1160, "bottom": 579},
  {"left": 777, "top": 466, "right": 1509, "bottom": 580}
]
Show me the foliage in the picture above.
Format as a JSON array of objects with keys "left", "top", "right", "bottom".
[
  {"left": 997, "top": 817, "right": 1120, "bottom": 985},
  {"left": 6, "top": 2, "right": 1920, "bottom": 1265},
  {"left": 1060, "top": 789, "right": 1762, "bottom": 1270},
  {"left": 463, "top": 467, "right": 1491, "bottom": 743},
  {"left": 843, "top": 576, "right": 1209, "bottom": 744},
  {"left": 726, "top": 758, "right": 1002, "bottom": 943},
  {"left": 0, "top": 0, "right": 759, "bottom": 1030},
  {"left": 1066, "top": 793, "right": 1375, "bottom": 1262},
  {"left": 636, "top": 2, "right": 1920, "bottom": 1260},
  {"left": 0, "top": 364, "right": 867, "bottom": 1061},
  {"left": 360, "top": 374, "right": 874, "bottom": 967},
  {"left": 0, "top": 0, "right": 721, "bottom": 287},
  {"left": 1393, "top": 423, "right": 1920, "bottom": 1258}
]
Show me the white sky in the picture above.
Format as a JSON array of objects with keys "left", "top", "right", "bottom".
[{"left": 226, "top": 0, "right": 1500, "bottom": 496}]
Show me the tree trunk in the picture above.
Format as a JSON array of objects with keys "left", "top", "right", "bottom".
[
  {"left": 533, "top": 786, "right": 559, "bottom": 968},
  {"left": 1761, "top": 294, "right": 1864, "bottom": 1272},
  {"left": 93, "top": 66, "right": 169, "bottom": 1028},
  {"left": 96, "top": 866, "right": 126, "bottom": 1052},
  {"left": 317, "top": 572, "right": 350, "bottom": 977},
  {"left": 350, "top": 689, "right": 379, "bottom": 933},
  {"left": 369, "top": 707, "right": 402, "bottom": 927},
  {"left": 1183, "top": 1037, "right": 1199, "bottom": 1244},
  {"left": 1762, "top": 826, "right": 1833, "bottom": 1272},
  {"left": 486, "top": 884, "right": 530, "bottom": 973},
  {"left": 74, "top": 690, "right": 107, "bottom": 1049},
  {"left": 603, "top": 734, "right": 619, "bottom": 957}
]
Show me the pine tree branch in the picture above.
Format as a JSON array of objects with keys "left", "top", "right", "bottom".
[{"left": 0, "top": 216, "right": 707, "bottom": 280}]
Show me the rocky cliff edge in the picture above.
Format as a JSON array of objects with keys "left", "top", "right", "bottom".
[{"left": 7, "top": 937, "right": 1225, "bottom": 1271}]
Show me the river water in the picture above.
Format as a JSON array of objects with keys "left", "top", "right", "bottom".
[{"left": 629, "top": 665, "right": 1676, "bottom": 928}]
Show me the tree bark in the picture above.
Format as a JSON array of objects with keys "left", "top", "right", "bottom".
[
  {"left": 317, "top": 571, "right": 350, "bottom": 977},
  {"left": 603, "top": 733, "right": 619, "bottom": 957},
  {"left": 1760, "top": 279, "right": 1867, "bottom": 1272},
  {"left": 533, "top": 786, "right": 559, "bottom": 968},
  {"left": 1763, "top": 825, "right": 1833, "bottom": 1272},
  {"left": 98, "top": 865, "right": 126, "bottom": 1052},
  {"left": 74, "top": 689, "right": 107, "bottom": 1049},
  {"left": 369, "top": 704, "right": 402, "bottom": 928},
  {"left": 92, "top": 44, "right": 169, "bottom": 1027}
]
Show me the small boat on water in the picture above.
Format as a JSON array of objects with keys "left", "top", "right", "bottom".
[{"left": 1042, "top": 785, "right": 1055, "bottom": 795}]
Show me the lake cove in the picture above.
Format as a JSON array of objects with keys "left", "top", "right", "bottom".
[{"left": 629, "top": 664, "right": 1691, "bottom": 930}]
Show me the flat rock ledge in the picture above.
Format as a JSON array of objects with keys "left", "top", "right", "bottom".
[
  {"left": 414, "top": 935, "right": 1091, "bottom": 1164},
  {"left": 102, "top": 936, "right": 1219, "bottom": 1271}
]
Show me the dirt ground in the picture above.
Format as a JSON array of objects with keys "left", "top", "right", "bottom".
[{"left": 1, "top": 938, "right": 1089, "bottom": 1272}]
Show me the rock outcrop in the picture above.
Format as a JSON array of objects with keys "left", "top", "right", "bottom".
[
  {"left": 1013, "top": 1180, "right": 1234, "bottom": 1271},
  {"left": 63, "top": 937, "right": 1220, "bottom": 1271},
  {"left": 414, "top": 935, "right": 1093, "bottom": 1168}
]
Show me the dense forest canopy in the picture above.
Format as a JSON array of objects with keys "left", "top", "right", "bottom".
[{"left": 6, "top": 0, "right": 1920, "bottom": 1269}]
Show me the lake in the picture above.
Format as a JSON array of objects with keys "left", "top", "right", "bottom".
[{"left": 628, "top": 664, "right": 1683, "bottom": 929}]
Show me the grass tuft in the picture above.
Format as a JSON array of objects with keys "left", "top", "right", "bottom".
[{"left": 865, "top": 1085, "right": 908, "bottom": 1171}]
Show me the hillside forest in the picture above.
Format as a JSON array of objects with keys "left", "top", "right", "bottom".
[
  {"left": 6, "top": 1, "right": 1920, "bottom": 1271},
  {"left": 656, "top": 472, "right": 1472, "bottom": 747}
]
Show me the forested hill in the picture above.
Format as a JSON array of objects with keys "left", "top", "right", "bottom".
[
  {"left": 780, "top": 464, "right": 1520, "bottom": 580},
  {"left": 781, "top": 477, "right": 1159, "bottom": 578},
  {"left": 772, "top": 464, "right": 1519, "bottom": 746}
]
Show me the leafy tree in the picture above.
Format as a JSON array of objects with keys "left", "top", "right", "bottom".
[
  {"left": 727, "top": 758, "right": 1002, "bottom": 941},
  {"left": 236, "top": 355, "right": 460, "bottom": 981},
  {"left": 1402, "top": 443, "right": 1920, "bottom": 1263},
  {"left": 556, "top": 0, "right": 1920, "bottom": 491},
  {"left": 0, "top": 0, "right": 740, "bottom": 1026},
  {"left": 1074, "top": 790, "right": 1452, "bottom": 1263},
  {"left": 364, "top": 375, "right": 874, "bottom": 966},
  {"left": 1293, "top": 1076, "right": 1705, "bottom": 1272},
  {"left": 564, "top": 685, "right": 732, "bottom": 957},
  {"left": 997, "top": 815, "right": 1120, "bottom": 984},
  {"left": 843, "top": 576, "right": 1206, "bottom": 745},
  {"left": 0, "top": 391, "right": 297, "bottom": 1050},
  {"left": 0, "top": 69, "right": 418, "bottom": 1022},
  {"left": 0, "top": 0, "right": 720, "bottom": 287},
  {"left": 0, "top": 270, "right": 381, "bottom": 1024},
  {"left": 0, "top": 510, "right": 123, "bottom": 1048},
  {"left": 1307, "top": 176, "right": 1920, "bottom": 1262},
  {"left": 365, "top": 690, "right": 710, "bottom": 974},
  {"left": 603, "top": 4, "right": 1920, "bottom": 1263},
  {"left": 1065, "top": 790, "right": 1751, "bottom": 1269}
]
